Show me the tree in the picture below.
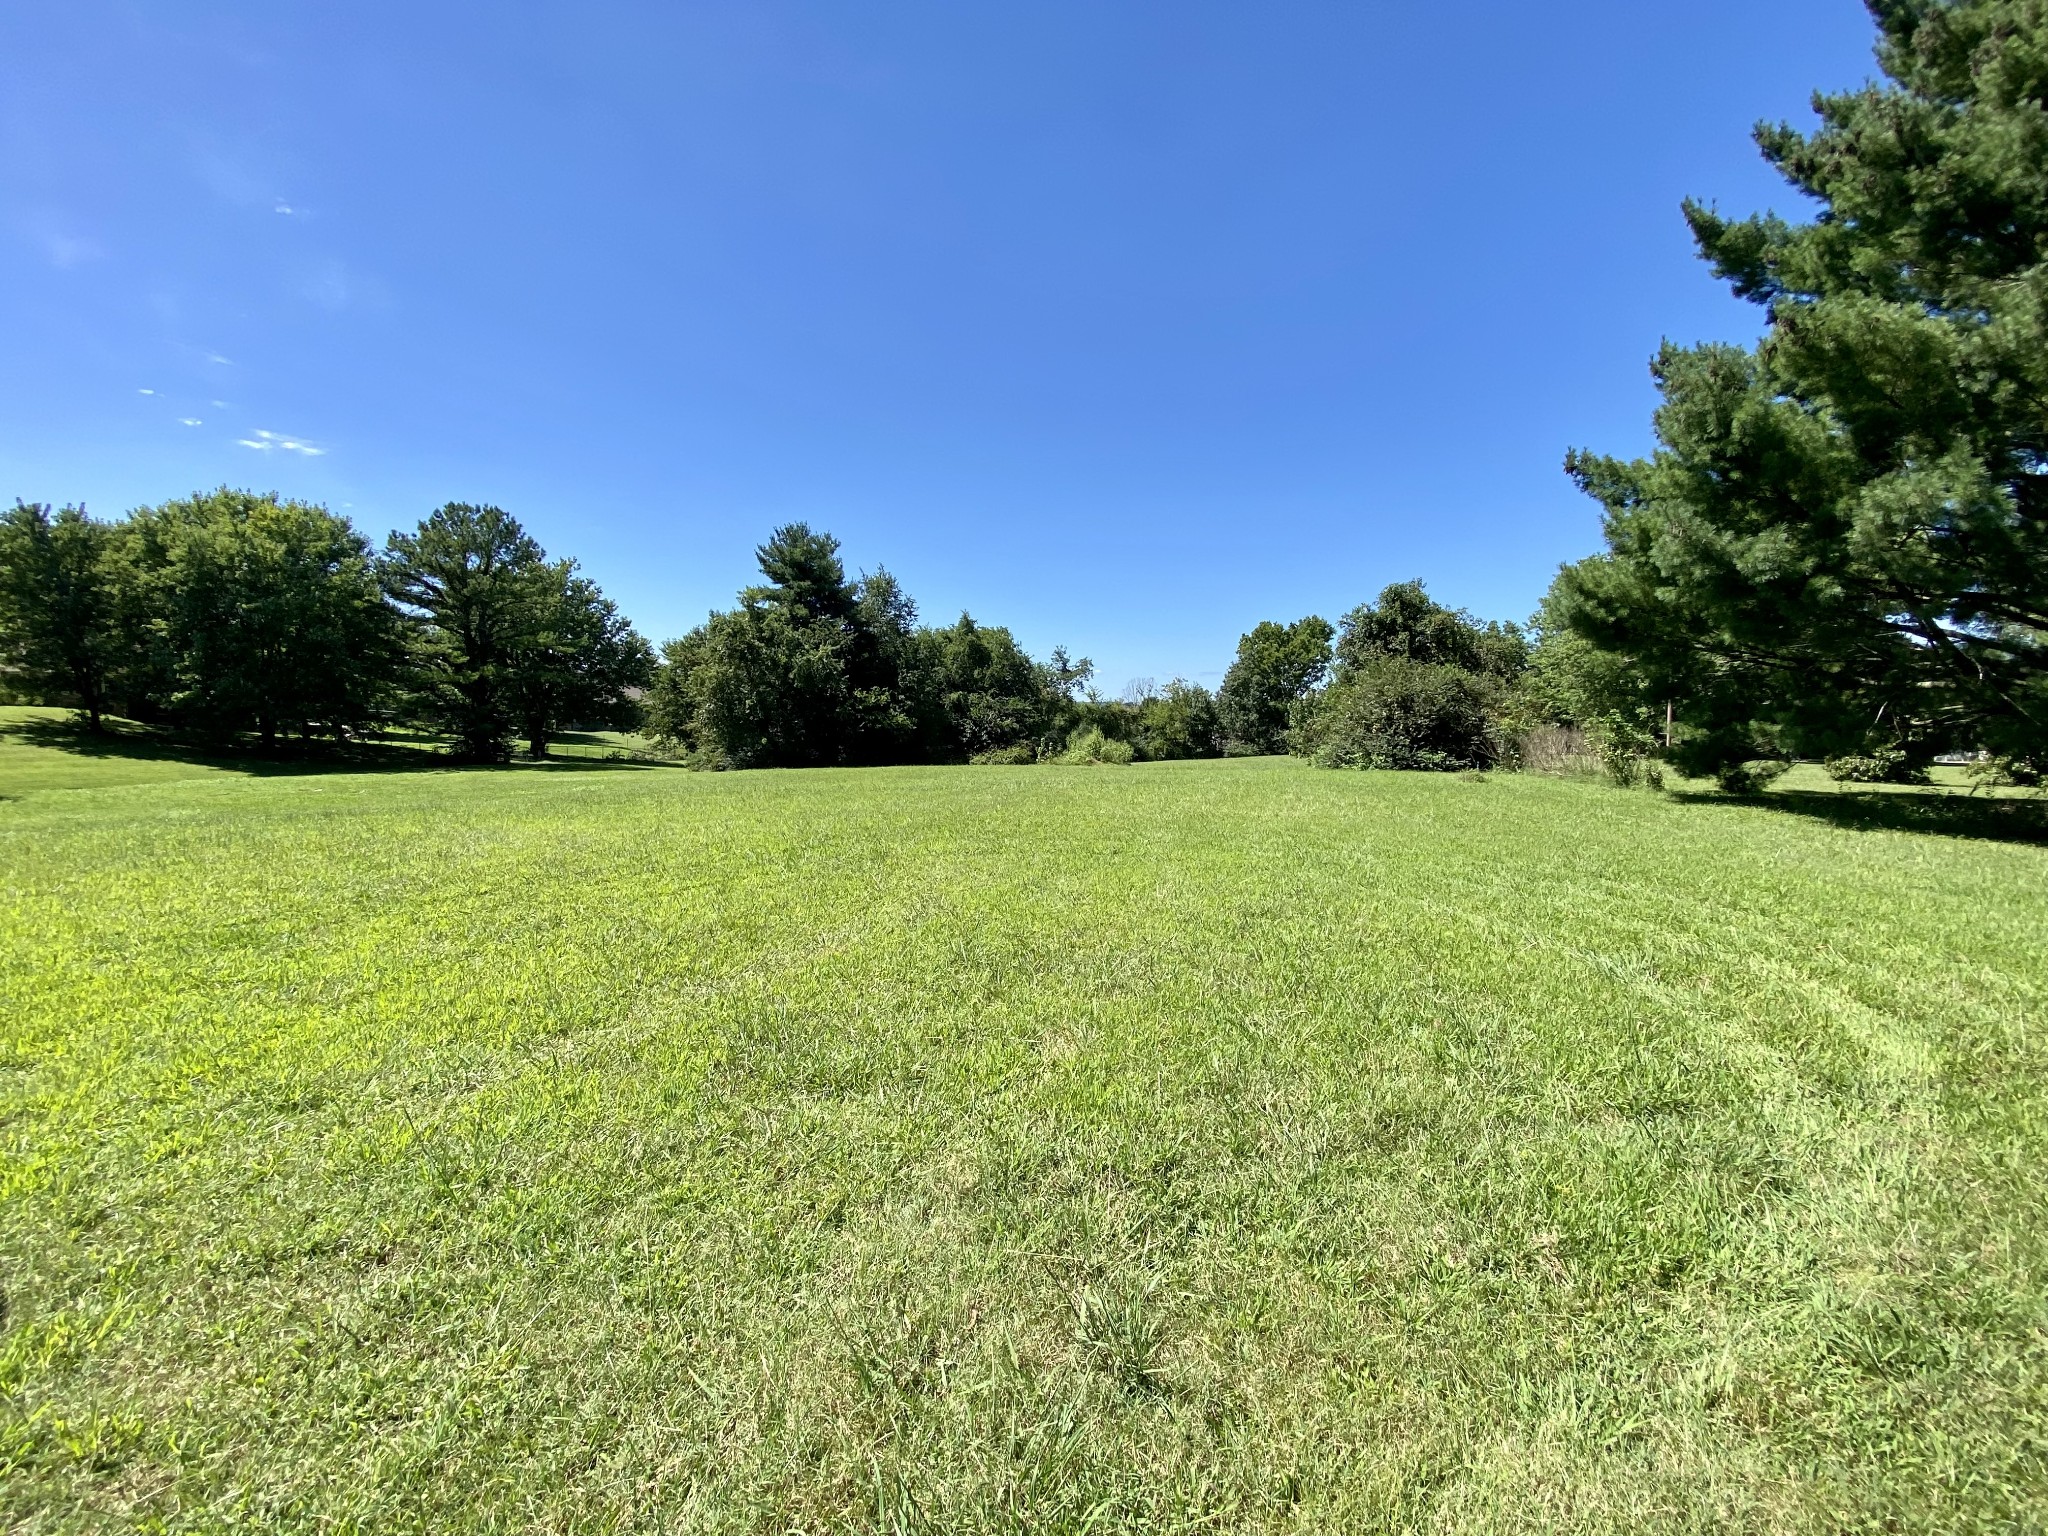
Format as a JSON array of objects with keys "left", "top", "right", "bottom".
[
  {"left": 1335, "top": 581, "right": 1524, "bottom": 681},
  {"left": 1301, "top": 659, "right": 1503, "bottom": 772},
  {"left": 1554, "top": 0, "right": 2048, "bottom": 775},
  {"left": 1130, "top": 679, "right": 1222, "bottom": 760},
  {"left": 646, "top": 525, "right": 1077, "bottom": 768},
  {"left": 1298, "top": 582, "right": 1525, "bottom": 772},
  {"left": 126, "top": 490, "right": 402, "bottom": 747},
  {"left": 0, "top": 502, "right": 126, "bottom": 730},
  {"left": 509, "top": 565, "right": 656, "bottom": 758},
  {"left": 381, "top": 504, "right": 553, "bottom": 761},
  {"left": 924, "top": 614, "right": 1057, "bottom": 760},
  {"left": 648, "top": 527, "right": 872, "bottom": 769},
  {"left": 1217, "top": 616, "right": 1334, "bottom": 753}
]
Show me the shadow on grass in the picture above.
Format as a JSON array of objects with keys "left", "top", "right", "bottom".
[
  {"left": 1670, "top": 786, "right": 2048, "bottom": 847},
  {"left": 2, "top": 715, "right": 683, "bottom": 778}
]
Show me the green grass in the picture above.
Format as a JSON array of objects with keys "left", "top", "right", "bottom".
[{"left": 2, "top": 711, "right": 2045, "bottom": 1533}]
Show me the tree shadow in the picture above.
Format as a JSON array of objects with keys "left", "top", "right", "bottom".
[
  {"left": 1, "top": 716, "right": 681, "bottom": 778},
  {"left": 1669, "top": 786, "right": 2048, "bottom": 848}
]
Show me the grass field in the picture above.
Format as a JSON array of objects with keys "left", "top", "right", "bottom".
[{"left": 2, "top": 707, "right": 2045, "bottom": 1533}]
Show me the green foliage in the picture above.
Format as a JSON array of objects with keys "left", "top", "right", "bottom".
[
  {"left": 381, "top": 503, "right": 553, "bottom": 760},
  {"left": 126, "top": 490, "right": 403, "bottom": 747},
  {"left": 1057, "top": 725, "right": 1135, "bottom": 764},
  {"left": 1127, "top": 678, "right": 1222, "bottom": 760},
  {"left": 1826, "top": 748, "right": 1931, "bottom": 786},
  {"left": 1716, "top": 758, "right": 1792, "bottom": 796},
  {"left": 381, "top": 504, "right": 648, "bottom": 762},
  {"left": 1555, "top": 0, "right": 2048, "bottom": 774},
  {"left": 0, "top": 502, "right": 128, "bottom": 729},
  {"left": 926, "top": 613, "right": 1059, "bottom": 761},
  {"left": 1334, "top": 580, "right": 1524, "bottom": 681},
  {"left": 508, "top": 567, "right": 656, "bottom": 758},
  {"left": 1217, "top": 616, "right": 1333, "bottom": 753},
  {"left": 4, "top": 737, "right": 2045, "bottom": 1529},
  {"left": 969, "top": 742, "right": 1038, "bottom": 765},
  {"left": 650, "top": 526, "right": 917, "bottom": 768},
  {"left": 647, "top": 525, "right": 1070, "bottom": 768},
  {"left": 1300, "top": 583, "right": 1525, "bottom": 772},
  {"left": 1521, "top": 603, "right": 1655, "bottom": 731},
  {"left": 1589, "top": 711, "right": 1666, "bottom": 790},
  {"left": 1303, "top": 657, "right": 1504, "bottom": 771},
  {"left": 1971, "top": 753, "right": 2045, "bottom": 789}
]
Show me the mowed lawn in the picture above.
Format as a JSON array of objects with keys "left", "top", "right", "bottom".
[{"left": 2, "top": 716, "right": 2045, "bottom": 1533}]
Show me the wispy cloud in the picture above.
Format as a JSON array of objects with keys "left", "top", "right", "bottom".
[
  {"left": 206, "top": 353, "right": 234, "bottom": 366},
  {"left": 41, "top": 231, "right": 104, "bottom": 268},
  {"left": 179, "top": 418, "right": 203, "bottom": 427},
  {"left": 138, "top": 388, "right": 156, "bottom": 396},
  {"left": 21, "top": 212, "right": 105, "bottom": 269},
  {"left": 300, "top": 259, "right": 389, "bottom": 312},
  {"left": 238, "top": 429, "right": 325, "bottom": 457},
  {"left": 274, "top": 202, "right": 296, "bottom": 215}
]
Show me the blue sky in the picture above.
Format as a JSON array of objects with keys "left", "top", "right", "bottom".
[{"left": 3, "top": 1, "right": 1878, "bottom": 690}]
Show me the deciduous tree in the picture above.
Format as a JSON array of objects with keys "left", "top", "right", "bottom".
[
  {"left": 129, "top": 489, "right": 401, "bottom": 746},
  {"left": 1217, "top": 616, "right": 1333, "bottom": 753},
  {"left": 0, "top": 502, "right": 126, "bottom": 730}
]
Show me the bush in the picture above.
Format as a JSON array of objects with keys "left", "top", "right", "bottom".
[
  {"left": 970, "top": 743, "right": 1038, "bottom": 766},
  {"left": 1520, "top": 725, "right": 1603, "bottom": 778},
  {"left": 1715, "top": 759, "right": 1790, "bottom": 795},
  {"left": 1589, "top": 710, "right": 1665, "bottom": 789},
  {"left": 1304, "top": 658, "right": 1503, "bottom": 771},
  {"left": 1969, "top": 754, "right": 2045, "bottom": 789},
  {"left": 1825, "top": 748, "right": 1930, "bottom": 785},
  {"left": 1058, "top": 726, "right": 1135, "bottom": 765},
  {"left": 1129, "top": 679, "right": 1221, "bottom": 760}
]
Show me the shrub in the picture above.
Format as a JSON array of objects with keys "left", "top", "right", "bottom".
[
  {"left": 1058, "top": 726, "right": 1135, "bottom": 765},
  {"left": 1130, "top": 679, "right": 1221, "bottom": 760},
  {"left": 1305, "top": 658, "right": 1503, "bottom": 771},
  {"left": 970, "top": 743, "right": 1038, "bottom": 766},
  {"left": 1715, "top": 759, "right": 1790, "bottom": 795},
  {"left": 1970, "top": 754, "right": 2045, "bottom": 789},
  {"left": 1825, "top": 748, "right": 1930, "bottom": 785},
  {"left": 1520, "top": 725, "right": 1603, "bottom": 778},
  {"left": 1590, "top": 710, "right": 1665, "bottom": 789}
]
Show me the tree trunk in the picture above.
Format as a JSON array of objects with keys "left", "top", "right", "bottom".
[{"left": 527, "top": 721, "right": 549, "bottom": 758}]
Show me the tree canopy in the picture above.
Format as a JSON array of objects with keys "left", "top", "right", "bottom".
[
  {"left": 1216, "top": 616, "right": 1333, "bottom": 754},
  {"left": 645, "top": 524, "right": 1082, "bottom": 768},
  {"left": 379, "top": 503, "right": 650, "bottom": 761},
  {"left": 1553, "top": 0, "right": 2048, "bottom": 776},
  {"left": 1297, "top": 582, "right": 1527, "bottom": 772},
  {"left": 0, "top": 502, "right": 126, "bottom": 731},
  {"left": 131, "top": 490, "right": 402, "bottom": 747}
]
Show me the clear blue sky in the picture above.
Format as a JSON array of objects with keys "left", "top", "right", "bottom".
[{"left": 3, "top": 1, "right": 1878, "bottom": 690}]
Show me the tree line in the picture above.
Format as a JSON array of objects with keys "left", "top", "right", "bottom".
[
  {"left": 0, "top": 474, "right": 1820, "bottom": 781},
  {"left": 0, "top": 491, "right": 652, "bottom": 760},
  {"left": 0, "top": 484, "right": 1576, "bottom": 772},
  {"left": 9, "top": 3, "right": 2043, "bottom": 785}
]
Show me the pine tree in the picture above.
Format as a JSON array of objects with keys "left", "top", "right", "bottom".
[{"left": 1556, "top": 0, "right": 2048, "bottom": 774}]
